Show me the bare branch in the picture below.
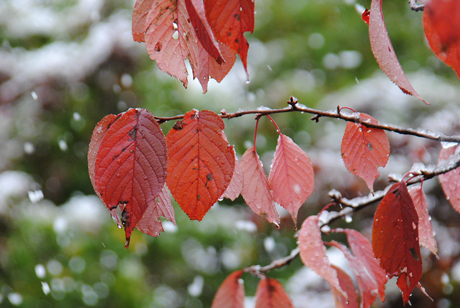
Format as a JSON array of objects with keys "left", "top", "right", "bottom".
[{"left": 154, "top": 96, "right": 460, "bottom": 143}]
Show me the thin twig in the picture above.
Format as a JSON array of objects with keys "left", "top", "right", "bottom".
[
  {"left": 154, "top": 97, "right": 460, "bottom": 143},
  {"left": 409, "top": 0, "right": 425, "bottom": 12}
]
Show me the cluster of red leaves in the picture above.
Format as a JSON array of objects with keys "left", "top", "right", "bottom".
[{"left": 132, "top": 0, "right": 254, "bottom": 93}]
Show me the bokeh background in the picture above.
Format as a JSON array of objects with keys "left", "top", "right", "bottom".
[{"left": 1, "top": 0, "right": 460, "bottom": 307}]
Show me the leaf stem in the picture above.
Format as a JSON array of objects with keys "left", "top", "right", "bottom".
[{"left": 266, "top": 115, "right": 281, "bottom": 135}]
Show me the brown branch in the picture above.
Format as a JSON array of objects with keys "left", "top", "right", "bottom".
[
  {"left": 243, "top": 152, "right": 460, "bottom": 275},
  {"left": 154, "top": 96, "right": 460, "bottom": 143}
]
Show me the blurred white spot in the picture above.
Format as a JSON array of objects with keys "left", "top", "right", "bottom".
[
  {"left": 81, "top": 284, "right": 98, "bottom": 306},
  {"left": 41, "top": 282, "right": 51, "bottom": 295},
  {"left": 47, "top": 260, "right": 63, "bottom": 276},
  {"left": 94, "top": 282, "right": 109, "bottom": 299},
  {"left": 69, "top": 256, "right": 86, "bottom": 274},
  {"left": 24, "top": 142, "right": 35, "bottom": 154},
  {"left": 31, "top": 91, "right": 38, "bottom": 100},
  {"left": 244, "top": 140, "right": 253, "bottom": 149},
  {"left": 188, "top": 276, "right": 204, "bottom": 297},
  {"left": 35, "top": 264, "right": 46, "bottom": 278},
  {"left": 8, "top": 293, "right": 22, "bottom": 306},
  {"left": 163, "top": 221, "right": 178, "bottom": 233},
  {"left": 100, "top": 250, "right": 118, "bottom": 271},
  {"left": 135, "top": 242, "right": 148, "bottom": 255},
  {"left": 355, "top": 3, "right": 366, "bottom": 14},
  {"left": 308, "top": 33, "right": 325, "bottom": 49},
  {"left": 339, "top": 51, "right": 362, "bottom": 69},
  {"left": 154, "top": 285, "right": 183, "bottom": 308},
  {"left": 221, "top": 248, "right": 242, "bottom": 269},
  {"left": 441, "top": 142, "right": 458, "bottom": 149},
  {"left": 28, "top": 190, "right": 44, "bottom": 203},
  {"left": 323, "top": 53, "right": 340, "bottom": 70},
  {"left": 121, "top": 74, "right": 133, "bottom": 87},
  {"left": 73, "top": 112, "right": 81, "bottom": 121},
  {"left": 58, "top": 140, "right": 68, "bottom": 151},
  {"left": 264, "top": 237, "right": 276, "bottom": 252},
  {"left": 53, "top": 216, "right": 68, "bottom": 233},
  {"left": 235, "top": 220, "right": 257, "bottom": 232}
]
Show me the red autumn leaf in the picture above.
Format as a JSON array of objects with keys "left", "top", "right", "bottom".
[
  {"left": 88, "top": 114, "right": 121, "bottom": 227},
  {"left": 330, "top": 240, "right": 379, "bottom": 308},
  {"left": 368, "top": 0, "right": 428, "bottom": 104},
  {"left": 423, "top": 0, "right": 460, "bottom": 79},
  {"left": 298, "top": 215, "right": 346, "bottom": 298},
  {"left": 341, "top": 113, "right": 390, "bottom": 192},
  {"left": 343, "top": 229, "right": 387, "bottom": 301},
  {"left": 166, "top": 110, "right": 235, "bottom": 220},
  {"left": 330, "top": 265, "right": 359, "bottom": 308},
  {"left": 255, "top": 276, "right": 294, "bottom": 308},
  {"left": 362, "top": 9, "right": 370, "bottom": 25},
  {"left": 204, "top": 0, "right": 254, "bottom": 77},
  {"left": 132, "top": 0, "right": 235, "bottom": 93},
  {"left": 372, "top": 182, "right": 422, "bottom": 304},
  {"left": 93, "top": 109, "right": 168, "bottom": 247},
  {"left": 438, "top": 145, "right": 460, "bottom": 213},
  {"left": 409, "top": 186, "right": 438, "bottom": 256},
  {"left": 212, "top": 270, "right": 245, "bottom": 308},
  {"left": 240, "top": 146, "right": 280, "bottom": 226},
  {"left": 268, "top": 134, "right": 314, "bottom": 226},
  {"left": 222, "top": 152, "right": 243, "bottom": 201}
]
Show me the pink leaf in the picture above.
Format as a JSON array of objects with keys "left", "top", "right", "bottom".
[
  {"left": 222, "top": 153, "right": 243, "bottom": 201},
  {"left": 369, "top": 0, "right": 428, "bottom": 104},
  {"left": 331, "top": 265, "right": 359, "bottom": 308},
  {"left": 240, "top": 146, "right": 280, "bottom": 226},
  {"left": 298, "top": 215, "right": 346, "bottom": 298},
  {"left": 156, "top": 184, "right": 176, "bottom": 225},
  {"left": 438, "top": 145, "right": 460, "bottom": 214},
  {"left": 269, "top": 134, "right": 314, "bottom": 225},
  {"left": 409, "top": 186, "right": 438, "bottom": 256},
  {"left": 212, "top": 270, "right": 245, "bottom": 308}
]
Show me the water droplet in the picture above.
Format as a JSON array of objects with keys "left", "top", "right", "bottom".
[
  {"left": 245, "top": 80, "right": 250, "bottom": 84},
  {"left": 117, "top": 159, "right": 122, "bottom": 164},
  {"left": 116, "top": 173, "right": 120, "bottom": 178},
  {"left": 345, "top": 215, "right": 352, "bottom": 223},
  {"left": 31, "top": 91, "right": 38, "bottom": 100}
]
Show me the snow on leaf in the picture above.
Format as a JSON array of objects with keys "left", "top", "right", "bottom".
[
  {"left": 222, "top": 152, "right": 243, "bottom": 201},
  {"left": 438, "top": 146, "right": 460, "bottom": 214},
  {"left": 343, "top": 229, "right": 387, "bottom": 301},
  {"left": 88, "top": 114, "right": 120, "bottom": 226},
  {"left": 341, "top": 113, "right": 390, "bottom": 192},
  {"left": 372, "top": 182, "right": 422, "bottom": 304},
  {"left": 204, "top": 0, "right": 254, "bottom": 77},
  {"left": 409, "top": 186, "right": 438, "bottom": 256},
  {"left": 368, "top": 0, "right": 428, "bottom": 104},
  {"left": 211, "top": 270, "right": 245, "bottom": 308},
  {"left": 269, "top": 134, "right": 314, "bottom": 226},
  {"left": 132, "top": 0, "right": 235, "bottom": 92},
  {"left": 166, "top": 110, "right": 235, "bottom": 221},
  {"left": 330, "top": 240, "right": 379, "bottom": 308},
  {"left": 240, "top": 146, "right": 280, "bottom": 226},
  {"left": 255, "top": 276, "right": 294, "bottom": 308},
  {"left": 423, "top": 0, "right": 460, "bottom": 79},
  {"left": 298, "top": 215, "right": 346, "bottom": 298},
  {"left": 93, "top": 109, "right": 168, "bottom": 247},
  {"left": 331, "top": 265, "right": 359, "bottom": 308}
]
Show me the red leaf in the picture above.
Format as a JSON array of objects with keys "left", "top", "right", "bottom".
[
  {"left": 423, "top": 0, "right": 460, "bottom": 79},
  {"left": 212, "top": 270, "right": 245, "bottom": 308},
  {"left": 372, "top": 182, "right": 422, "bottom": 304},
  {"left": 438, "top": 145, "right": 460, "bottom": 213},
  {"left": 240, "top": 146, "right": 280, "bottom": 226},
  {"left": 362, "top": 9, "right": 370, "bottom": 25},
  {"left": 368, "top": 0, "right": 428, "bottom": 104},
  {"left": 343, "top": 229, "right": 387, "bottom": 301},
  {"left": 222, "top": 153, "right": 243, "bottom": 201},
  {"left": 93, "top": 109, "right": 167, "bottom": 247},
  {"left": 409, "top": 186, "right": 438, "bottom": 256},
  {"left": 88, "top": 114, "right": 121, "bottom": 227},
  {"left": 155, "top": 184, "right": 176, "bottom": 225},
  {"left": 166, "top": 110, "right": 235, "bottom": 220},
  {"left": 132, "top": 0, "right": 235, "bottom": 93},
  {"left": 298, "top": 215, "right": 346, "bottom": 298},
  {"left": 204, "top": 0, "right": 254, "bottom": 77},
  {"left": 269, "top": 134, "right": 314, "bottom": 225},
  {"left": 341, "top": 113, "right": 390, "bottom": 192},
  {"left": 330, "top": 240, "right": 379, "bottom": 308},
  {"left": 330, "top": 265, "right": 359, "bottom": 308},
  {"left": 255, "top": 277, "right": 294, "bottom": 308}
]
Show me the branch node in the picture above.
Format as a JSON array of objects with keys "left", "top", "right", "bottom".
[{"left": 311, "top": 114, "right": 321, "bottom": 122}]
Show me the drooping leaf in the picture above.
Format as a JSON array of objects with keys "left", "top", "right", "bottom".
[
  {"left": 330, "top": 240, "right": 379, "bottom": 308},
  {"left": 93, "top": 109, "right": 168, "bottom": 247},
  {"left": 166, "top": 110, "right": 235, "bottom": 221},
  {"left": 409, "top": 186, "right": 438, "bottom": 256},
  {"left": 438, "top": 145, "right": 460, "bottom": 214},
  {"left": 88, "top": 114, "right": 120, "bottom": 226},
  {"left": 298, "top": 215, "right": 346, "bottom": 297},
  {"left": 155, "top": 183, "right": 176, "bottom": 225},
  {"left": 372, "top": 182, "right": 422, "bottom": 304},
  {"left": 341, "top": 113, "right": 390, "bottom": 192},
  {"left": 132, "top": 0, "right": 235, "bottom": 93},
  {"left": 212, "top": 270, "right": 245, "bottom": 308},
  {"left": 343, "top": 229, "right": 387, "bottom": 301},
  {"left": 330, "top": 265, "right": 359, "bottom": 308},
  {"left": 222, "top": 152, "right": 243, "bottom": 201},
  {"left": 269, "top": 134, "right": 314, "bottom": 225},
  {"left": 255, "top": 276, "right": 294, "bottom": 308},
  {"left": 368, "top": 0, "right": 428, "bottom": 104},
  {"left": 240, "top": 146, "right": 280, "bottom": 226},
  {"left": 204, "top": 0, "right": 254, "bottom": 76},
  {"left": 423, "top": 0, "right": 460, "bottom": 79}
]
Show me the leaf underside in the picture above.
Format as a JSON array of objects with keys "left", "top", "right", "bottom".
[
  {"left": 438, "top": 145, "right": 460, "bottom": 214},
  {"left": 255, "top": 277, "right": 294, "bottom": 308},
  {"left": 212, "top": 270, "right": 245, "bottom": 308},
  {"left": 331, "top": 265, "right": 359, "bottom": 308}
]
